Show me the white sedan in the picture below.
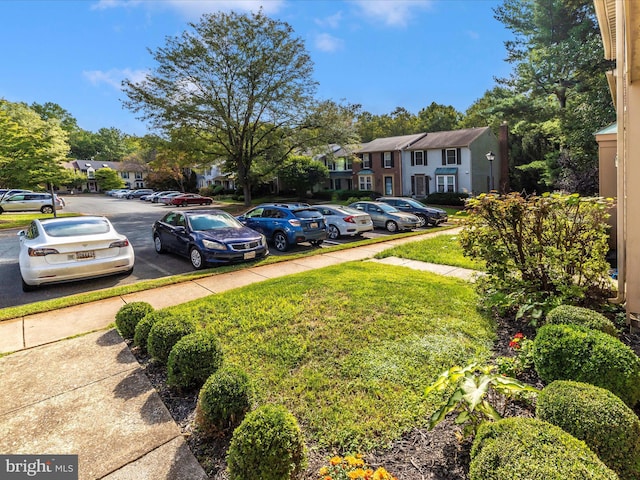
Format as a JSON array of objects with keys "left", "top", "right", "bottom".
[
  {"left": 18, "top": 216, "right": 135, "bottom": 291},
  {"left": 311, "top": 204, "right": 374, "bottom": 240}
]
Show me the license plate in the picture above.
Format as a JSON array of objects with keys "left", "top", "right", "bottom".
[
  {"left": 310, "top": 222, "right": 318, "bottom": 228},
  {"left": 76, "top": 250, "right": 95, "bottom": 260},
  {"left": 244, "top": 251, "right": 256, "bottom": 260}
]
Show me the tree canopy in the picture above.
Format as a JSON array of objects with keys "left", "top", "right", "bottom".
[{"left": 123, "top": 10, "right": 358, "bottom": 205}]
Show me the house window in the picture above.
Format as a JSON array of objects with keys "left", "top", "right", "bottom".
[
  {"left": 446, "top": 149, "right": 457, "bottom": 165},
  {"left": 327, "top": 161, "right": 335, "bottom": 171},
  {"left": 437, "top": 175, "right": 456, "bottom": 193},
  {"left": 121, "top": 172, "right": 129, "bottom": 179},
  {"left": 345, "top": 158, "right": 353, "bottom": 170},
  {"left": 359, "top": 175, "right": 372, "bottom": 191},
  {"left": 415, "top": 151, "right": 424, "bottom": 166},
  {"left": 135, "top": 172, "right": 143, "bottom": 179},
  {"left": 334, "top": 179, "right": 342, "bottom": 190},
  {"left": 384, "top": 152, "right": 392, "bottom": 168},
  {"left": 362, "top": 153, "right": 371, "bottom": 168},
  {"left": 384, "top": 176, "right": 393, "bottom": 195}
]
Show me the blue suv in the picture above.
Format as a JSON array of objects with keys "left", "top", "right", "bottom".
[{"left": 237, "top": 203, "right": 327, "bottom": 251}]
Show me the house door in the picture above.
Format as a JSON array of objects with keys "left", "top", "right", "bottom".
[{"left": 415, "top": 174, "right": 426, "bottom": 197}]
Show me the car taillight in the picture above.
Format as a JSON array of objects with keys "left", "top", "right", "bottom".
[
  {"left": 343, "top": 216, "right": 356, "bottom": 224},
  {"left": 109, "top": 239, "right": 130, "bottom": 248},
  {"left": 28, "top": 247, "right": 59, "bottom": 257},
  {"left": 288, "top": 219, "right": 301, "bottom": 227}
]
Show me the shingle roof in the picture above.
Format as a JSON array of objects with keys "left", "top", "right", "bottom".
[
  {"left": 66, "top": 160, "right": 147, "bottom": 172},
  {"left": 357, "top": 133, "right": 427, "bottom": 153},
  {"left": 408, "top": 127, "right": 491, "bottom": 150}
]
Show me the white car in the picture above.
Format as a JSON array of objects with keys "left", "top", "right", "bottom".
[
  {"left": 18, "top": 216, "right": 135, "bottom": 291},
  {"left": 311, "top": 204, "right": 374, "bottom": 240}
]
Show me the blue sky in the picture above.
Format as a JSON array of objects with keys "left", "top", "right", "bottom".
[{"left": 1, "top": 0, "right": 513, "bottom": 136}]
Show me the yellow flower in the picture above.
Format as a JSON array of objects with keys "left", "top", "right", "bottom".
[
  {"left": 348, "top": 468, "right": 366, "bottom": 479},
  {"left": 330, "top": 456, "right": 342, "bottom": 466},
  {"left": 319, "top": 466, "right": 329, "bottom": 475}
]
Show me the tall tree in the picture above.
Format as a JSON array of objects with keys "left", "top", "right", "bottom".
[
  {"left": 0, "top": 100, "right": 69, "bottom": 189},
  {"left": 123, "top": 10, "right": 357, "bottom": 205},
  {"left": 416, "top": 102, "right": 462, "bottom": 132},
  {"left": 277, "top": 155, "right": 329, "bottom": 199}
]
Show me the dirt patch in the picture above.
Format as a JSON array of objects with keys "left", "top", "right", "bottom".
[{"left": 130, "top": 314, "right": 640, "bottom": 479}]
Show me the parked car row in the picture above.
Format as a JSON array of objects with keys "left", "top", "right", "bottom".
[
  {"left": 15, "top": 196, "right": 448, "bottom": 291},
  {"left": 105, "top": 189, "right": 214, "bottom": 206}
]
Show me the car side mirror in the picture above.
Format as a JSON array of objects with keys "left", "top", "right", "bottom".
[
  {"left": 174, "top": 226, "right": 186, "bottom": 233},
  {"left": 17, "top": 230, "right": 25, "bottom": 237}
]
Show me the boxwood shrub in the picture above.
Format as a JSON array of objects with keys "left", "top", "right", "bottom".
[
  {"left": 167, "top": 330, "right": 223, "bottom": 389},
  {"left": 532, "top": 323, "right": 640, "bottom": 407},
  {"left": 133, "top": 310, "right": 175, "bottom": 353},
  {"left": 537, "top": 380, "right": 640, "bottom": 480},
  {"left": 115, "top": 301, "right": 154, "bottom": 339},
  {"left": 545, "top": 305, "right": 618, "bottom": 337},
  {"left": 196, "top": 364, "right": 252, "bottom": 434},
  {"left": 425, "top": 192, "right": 469, "bottom": 206},
  {"left": 469, "top": 417, "right": 618, "bottom": 480},
  {"left": 226, "top": 404, "right": 307, "bottom": 480},
  {"left": 147, "top": 315, "right": 197, "bottom": 364}
]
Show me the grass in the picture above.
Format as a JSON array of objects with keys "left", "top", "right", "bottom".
[
  {"left": 167, "top": 261, "right": 495, "bottom": 451},
  {"left": 0, "top": 225, "right": 456, "bottom": 322},
  {"left": 375, "top": 233, "right": 485, "bottom": 271},
  {"left": 0, "top": 212, "right": 79, "bottom": 230}
]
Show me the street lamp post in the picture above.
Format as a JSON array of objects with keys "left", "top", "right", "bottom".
[{"left": 485, "top": 151, "right": 495, "bottom": 191}]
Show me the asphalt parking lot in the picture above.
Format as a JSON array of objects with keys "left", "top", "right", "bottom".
[{"left": 0, "top": 194, "right": 402, "bottom": 309}]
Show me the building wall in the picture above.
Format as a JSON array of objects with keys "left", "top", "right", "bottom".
[
  {"left": 595, "top": 131, "right": 617, "bottom": 249},
  {"left": 626, "top": 83, "right": 640, "bottom": 317}
]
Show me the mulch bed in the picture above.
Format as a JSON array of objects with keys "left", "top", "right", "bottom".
[{"left": 130, "top": 313, "right": 640, "bottom": 480}]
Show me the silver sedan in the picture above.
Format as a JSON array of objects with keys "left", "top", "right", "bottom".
[
  {"left": 348, "top": 201, "right": 420, "bottom": 232},
  {"left": 312, "top": 204, "right": 374, "bottom": 239}
]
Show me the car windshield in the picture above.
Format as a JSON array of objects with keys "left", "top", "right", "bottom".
[
  {"left": 42, "top": 218, "right": 111, "bottom": 237},
  {"left": 294, "top": 209, "right": 322, "bottom": 219},
  {"left": 378, "top": 203, "right": 398, "bottom": 213},
  {"left": 189, "top": 213, "right": 243, "bottom": 231},
  {"left": 405, "top": 199, "right": 426, "bottom": 208}
]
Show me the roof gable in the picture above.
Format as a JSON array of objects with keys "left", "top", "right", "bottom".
[{"left": 358, "top": 133, "right": 427, "bottom": 153}]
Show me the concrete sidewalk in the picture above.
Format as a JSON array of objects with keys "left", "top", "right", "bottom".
[{"left": 0, "top": 227, "right": 469, "bottom": 479}]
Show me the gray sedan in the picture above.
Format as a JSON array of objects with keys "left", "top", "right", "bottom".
[{"left": 348, "top": 201, "right": 420, "bottom": 232}]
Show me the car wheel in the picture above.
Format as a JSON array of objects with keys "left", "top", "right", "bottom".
[
  {"left": 21, "top": 276, "right": 37, "bottom": 292},
  {"left": 181, "top": 201, "right": 188, "bottom": 207},
  {"left": 386, "top": 220, "right": 398, "bottom": 232},
  {"left": 273, "top": 232, "right": 289, "bottom": 252},
  {"left": 416, "top": 214, "right": 427, "bottom": 228},
  {"left": 154, "top": 235, "right": 166, "bottom": 254},
  {"left": 327, "top": 225, "right": 340, "bottom": 240},
  {"left": 310, "top": 240, "right": 324, "bottom": 246},
  {"left": 41, "top": 205, "right": 54, "bottom": 214},
  {"left": 0, "top": 207, "right": 3, "bottom": 214},
  {"left": 190, "top": 247, "right": 205, "bottom": 269}
]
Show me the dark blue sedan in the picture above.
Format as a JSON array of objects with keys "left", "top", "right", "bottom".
[{"left": 152, "top": 209, "right": 269, "bottom": 269}]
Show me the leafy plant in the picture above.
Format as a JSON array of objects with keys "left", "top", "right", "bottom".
[
  {"left": 460, "top": 192, "right": 614, "bottom": 322},
  {"left": 425, "top": 363, "right": 538, "bottom": 439},
  {"left": 167, "top": 330, "right": 223, "bottom": 389},
  {"left": 115, "top": 301, "right": 154, "bottom": 339},
  {"left": 545, "top": 304, "right": 618, "bottom": 337},
  {"left": 317, "top": 454, "right": 397, "bottom": 480}
]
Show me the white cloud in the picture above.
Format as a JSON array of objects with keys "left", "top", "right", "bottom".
[
  {"left": 92, "top": 0, "right": 285, "bottom": 17},
  {"left": 315, "top": 11, "right": 343, "bottom": 29},
  {"left": 83, "top": 68, "right": 149, "bottom": 89},
  {"left": 351, "top": 0, "right": 433, "bottom": 27},
  {"left": 314, "top": 33, "right": 344, "bottom": 52}
]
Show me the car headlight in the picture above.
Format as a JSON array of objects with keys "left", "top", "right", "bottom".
[
  {"left": 260, "top": 235, "right": 267, "bottom": 247},
  {"left": 202, "top": 239, "right": 227, "bottom": 251}
]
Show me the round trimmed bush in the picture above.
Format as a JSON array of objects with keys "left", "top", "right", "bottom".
[
  {"left": 196, "top": 364, "right": 252, "bottom": 433},
  {"left": 167, "top": 330, "right": 223, "bottom": 389},
  {"left": 537, "top": 380, "right": 640, "bottom": 480},
  {"left": 226, "top": 404, "right": 307, "bottom": 480},
  {"left": 115, "top": 302, "right": 154, "bottom": 339},
  {"left": 469, "top": 417, "right": 618, "bottom": 480},
  {"left": 147, "top": 316, "right": 196, "bottom": 364},
  {"left": 545, "top": 305, "right": 618, "bottom": 337},
  {"left": 133, "top": 310, "right": 175, "bottom": 353},
  {"left": 533, "top": 323, "right": 640, "bottom": 407}
]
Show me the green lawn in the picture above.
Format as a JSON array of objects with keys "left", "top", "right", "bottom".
[
  {"left": 165, "top": 261, "right": 494, "bottom": 451},
  {"left": 375, "top": 233, "right": 485, "bottom": 271},
  {"left": 0, "top": 212, "right": 79, "bottom": 230}
]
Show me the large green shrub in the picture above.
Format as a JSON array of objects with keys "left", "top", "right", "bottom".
[
  {"left": 532, "top": 324, "right": 640, "bottom": 407},
  {"left": 115, "top": 301, "right": 154, "bottom": 339},
  {"left": 147, "top": 316, "right": 197, "bottom": 364},
  {"left": 545, "top": 304, "right": 617, "bottom": 337},
  {"left": 196, "top": 364, "right": 252, "bottom": 433},
  {"left": 226, "top": 404, "right": 307, "bottom": 480},
  {"left": 167, "top": 330, "right": 223, "bottom": 389},
  {"left": 133, "top": 310, "right": 174, "bottom": 353},
  {"left": 469, "top": 417, "right": 618, "bottom": 480},
  {"left": 537, "top": 380, "right": 640, "bottom": 480},
  {"left": 425, "top": 192, "right": 469, "bottom": 206},
  {"left": 460, "top": 192, "right": 614, "bottom": 321}
]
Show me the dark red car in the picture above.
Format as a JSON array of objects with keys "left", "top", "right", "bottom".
[{"left": 169, "top": 193, "right": 213, "bottom": 207}]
